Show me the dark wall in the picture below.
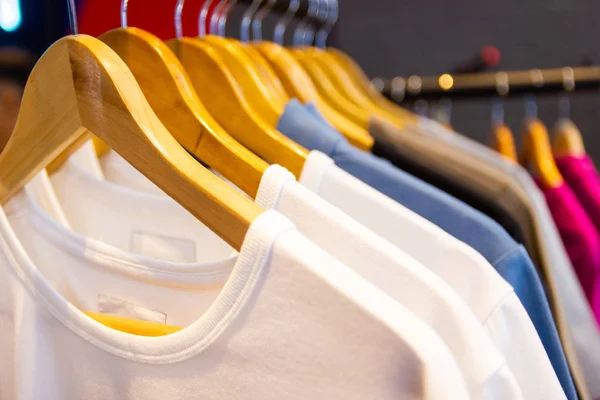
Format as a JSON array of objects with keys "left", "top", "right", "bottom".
[{"left": 335, "top": 0, "right": 600, "bottom": 162}]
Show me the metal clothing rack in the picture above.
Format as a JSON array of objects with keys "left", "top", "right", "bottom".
[{"left": 374, "top": 66, "right": 600, "bottom": 103}]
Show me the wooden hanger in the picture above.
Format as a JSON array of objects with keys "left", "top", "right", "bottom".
[
  {"left": 167, "top": 39, "right": 307, "bottom": 177},
  {"left": 521, "top": 119, "right": 564, "bottom": 188},
  {"left": 254, "top": 42, "right": 373, "bottom": 150},
  {"left": 165, "top": 0, "right": 307, "bottom": 177},
  {"left": 490, "top": 123, "right": 517, "bottom": 163},
  {"left": 303, "top": 48, "right": 406, "bottom": 127},
  {"left": 552, "top": 119, "right": 586, "bottom": 158},
  {"left": 97, "top": 27, "right": 268, "bottom": 198},
  {"left": 292, "top": 49, "right": 372, "bottom": 130},
  {"left": 0, "top": 35, "right": 264, "bottom": 336},
  {"left": 0, "top": 34, "right": 263, "bottom": 250},
  {"left": 327, "top": 48, "right": 417, "bottom": 122}
]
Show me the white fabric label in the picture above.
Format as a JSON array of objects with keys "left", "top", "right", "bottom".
[
  {"left": 97, "top": 294, "right": 167, "bottom": 324},
  {"left": 130, "top": 231, "right": 197, "bottom": 263}
]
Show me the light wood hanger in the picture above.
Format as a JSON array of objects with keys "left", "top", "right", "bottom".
[
  {"left": 202, "top": 0, "right": 285, "bottom": 118},
  {"left": 490, "top": 123, "right": 517, "bottom": 163},
  {"left": 0, "top": 34, "right": 265, "bottom": 336},
  {"left": 327, "top": 48, "right": 417, "bottom": 122},
  {"left": 305, "top": 49, "right": 406, "bottom": 126},
  {"left": 521, "top": 119, "right": 564, "bottom": 188},
  {"left": 98, "top": 26, "right": 268, "bottom": 198},
  {"left": 552, "top": 120, "right": 586, "bottom": 158},
  {"left": 292, "top": 48, "right": 372, "bottom": 130},
  {"left": 168, "top": 0, "right": 308, "bottom": 177},
  {"left": 552, "top": 119, "right": 585, "bottom": 158},
  {"left": 0, "top": 34, "right": 263, "bottom": 250},
  {"left": 243, "top": 0, "right": 372, "bottom": 150},
  {"left": 254, "top": 43, "right": 373, "bottom": 150}
]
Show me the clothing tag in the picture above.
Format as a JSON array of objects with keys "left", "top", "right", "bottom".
[
  {"left": 130, "top": 231, "right": 196, "bottom": 263},
  {"left": 97, "top": 294, "right": 167, "bottom": 324}
]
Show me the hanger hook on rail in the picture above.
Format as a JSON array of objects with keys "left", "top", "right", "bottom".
[
  {"left": 302, "top": 0, "right": 322, "bottom": 46},
  {"left": 67, "top": 0, "right": 78, "bottom": 35},
  {"left": 315, "top": 0, "right": 338, "bottom": 48},
  {"left": 174, "top": 0, "right": 185, "bottom": 39},
  {"left": 253, "top": 0, "right": 277, "bottom": 41},
  {"left": 274, "top": 0, "right": 300, "bottom": 45},
  {"left": 198, "top": 0, "right": 216, "bottom": 37},
  {"left": 240, "top": 0, "right": 263, "bottom": 42},
  {"left": 216, "top": 0, "right": 238, "bottom": 37},
  {"left": 293, "top": 0, "right": 317, "bottom": 46},
  {"left": 559, "top": 67, "right": 575, "bottom": 120}
]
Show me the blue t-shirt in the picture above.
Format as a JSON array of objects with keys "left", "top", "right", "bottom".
[{"left": 278, "top": 99, "right": 576, "bottom": 400}]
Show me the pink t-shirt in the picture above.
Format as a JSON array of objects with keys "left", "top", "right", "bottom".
[
  {"left": 556, "top": 155, "right": 600, "bottom": 235},
  {"left": 537, "top": 179, "right": 600, "bottom": 325}
]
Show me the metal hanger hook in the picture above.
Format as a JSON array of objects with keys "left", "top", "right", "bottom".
[
  {"left": 293, "top": 0, "right": 318, "bottom": 46},
  {"left": 315, "top": 0, "right": 338, "bottom": 48},
  {"left": 560, "top": 67, "right": 575, "bottom": 120},
  {"left": 174, "top": 0, "right": 185, "bottom": 39},
  {"left": 240, "top": 0, "right": 263, "bottom": 42},
  {"left": 274, "top": 0, "right": 300, "bottom": 45},
  {"left": 210, "top": 0, "right": 228, "bottom": 36},
  {"left": 491, "top": 97, "right": 504, "bottom": 126},
  {"left": 302, "top": 0, "right": 323, "bottom": 46},
  {"left": 67, "top": 0, "right": 78, "bottom": 35},
  {"left": 217, "top": 0, "right": 237, "bottom": 37},
  {"left": 198, "top": 0, "right": 216, "bottom": 37},
  {"left": 121, "top": 0, "right": 129, "bottom": 28},
  {"left": 524, "top": 94, "right": 538, "bottom": 121},
  {"left": 253, "top": 0, "right": 277, "bottom": 41}
]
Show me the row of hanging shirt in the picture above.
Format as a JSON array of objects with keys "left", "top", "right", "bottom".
[{"left": 0, "top": 0, "right": 597, "bottom": 398}]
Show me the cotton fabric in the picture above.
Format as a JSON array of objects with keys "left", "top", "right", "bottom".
[
  {"left": 418, "top": 116, "right": 600, "bottom": 399},
  {"left": 536, "top": 180, "right": 600, "bottom": 325},
  {"left": 0, "top": 182, "right": 472, "bottom": 399},
  {"left": 279, "top": 100, "right": 570, "bottom": 396},
  {"left": 54, "top": 152, "right": 524, "bottom": 399}
]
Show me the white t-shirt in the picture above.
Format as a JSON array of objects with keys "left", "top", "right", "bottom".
[
  {"left": 97, "top": 149, "right": 564, "bottom": 399},
  {"left": 0, "top": 189, "right": 471, "bottom": 399},
  {"left": 298, "top": 151, "right": 566, "bottom": 400},
  {"left": 49, "top": 157, "right": 522, "bottom": 399}
]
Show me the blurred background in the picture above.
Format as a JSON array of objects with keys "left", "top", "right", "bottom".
[{"left": 2, "top": 0, "right": 600, "bottom": 160}]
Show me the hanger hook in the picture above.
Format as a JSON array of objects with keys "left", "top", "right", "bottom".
[
  {"left": 315, "top": 0, "right": 337, "bottom": 48},
  {"left": 253, "top": 0, "right": 276, "bottom": 41},
  {"left": 274, "top": 0, "right": 300, "bottom": 45},
  {"left": 302, "top": 0, "right": 322, "bottom": 46},
  {"left": 175, "top": 0, "right": 185, "bottom": 39},
  {"left": 67, "top": 0, "right": 78, "bottom": 35},
  {"left": 241, "top": 0, "right": 263, "bottom": 42},
  {"left": 491, "top": 97, "right": 504, "bottom": 126},
  {"left": 294, "top": 0, "right": 318, "bottom": 46},
  {"left": 524, "top": 94, "right": 538, "bottom": 121},
  {"left": 210, "top": 0, "right": 228, "bottom": 36},
  {"left": 121, "top": 0, "right": 129, "bottom": 28},
  {"left": 198, "top": 0, "right": 216, "bottom": 37},
  {"left": 560, "top": 67, "right": 575, "bottom": 120},
  {"left": 218, "top": 0, "right": 238, "bottom": 36}
]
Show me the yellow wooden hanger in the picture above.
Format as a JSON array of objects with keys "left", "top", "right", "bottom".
[
  {"left": 201, "top": 0, "right": 285, "bottom": 117},
  {"left": 521, "top": 119, "right": 564, "bottom": 188},
  {"left": 0, "top": 35, "right": 264, "bottom": 334},
  {"left": 490, "top": 123, "right": 518, "bottom": 163},
  {"left": 168, "top": 0, "right": 308, "bottom": 177},
  {"left": 292, "top": 48, "right": 372, "bottom": 130},
  {"left": 83, "top": 0, "right": 268, "bottom": 198},
  {"left": 326, "top": 48, "right": 417, "bottom": 122},
  {"left": 294, "top": 0, "right": 406, "bottom": 127},
  {"left": 249, "top": 0, "right": 372, "bottom": 150},
  {"left": 234, "top": 0, "right": 290, "bottom": 104},
  {"left": 552, "top": 119, "right": 585, "bottom": 158}
]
